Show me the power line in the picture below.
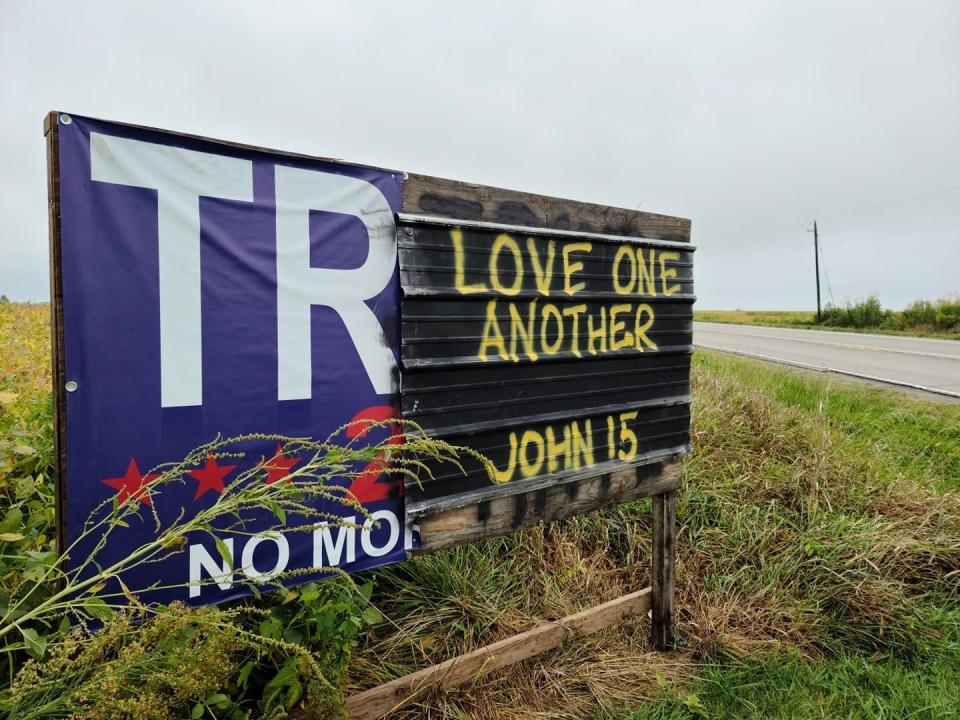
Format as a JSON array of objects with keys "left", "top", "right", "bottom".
[
  {"left": 711, "top": 181, "right": 960, "bottom": 254},
  {"left": 818, "top": 233, "right": 836, "bottom": 306},
  {"left": 721, "top": 218, "right": 960, "bottom": 255},
  {"left": 828, "top": 222, "right": 960, "bottom": 246},
  {"left": 707, "top": 183, "right": 960, "bottom": 254},
  {"left": 804, "top": 218, "right": 951, "bottom": 311},
  {"left": 818, "top": 183, "right": 960, "bottom": 222}
]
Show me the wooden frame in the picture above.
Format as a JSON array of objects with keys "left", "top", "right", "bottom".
[
  {"left": 651, "top": 490, "right": 677, "bottom": 650},
  {"left": 43, "top": 112, "right": 69, "bottom": 563},
  {"left": 336, "top": 177, "right": 688, "bottom": 718},
  {"left": 403, "top": 173, "right": 686, "bottom": 651}
]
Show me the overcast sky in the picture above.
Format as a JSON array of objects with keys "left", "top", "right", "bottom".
[{"left": 2, "top": 0, "right": 957, "bottom": 309}]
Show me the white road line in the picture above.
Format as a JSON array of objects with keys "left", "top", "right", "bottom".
[{"left": 695, "top": 344, "right": 960, "bottom": 400}]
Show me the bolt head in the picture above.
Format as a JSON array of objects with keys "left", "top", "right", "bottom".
[
  {"left": 59, "top": 114, "right": 72, "bottom": 125},
  {"left": 65, "top": 380, "right": 78, "bottom": 392}
]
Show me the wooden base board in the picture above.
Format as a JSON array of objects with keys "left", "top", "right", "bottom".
[
  {"left": 415, "top": 459, "right": 683, "bottom": 552},
  {"left": 343, "top": 588, "right": 652, "bottom": 720}
]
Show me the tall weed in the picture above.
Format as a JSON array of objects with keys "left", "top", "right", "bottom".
[{"left": 0, "top": 302, "right": 486, "bottom": 719}]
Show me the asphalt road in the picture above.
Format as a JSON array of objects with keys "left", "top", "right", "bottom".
[{"left": 694, "top": 322, "right": 960, "bottom": 400}]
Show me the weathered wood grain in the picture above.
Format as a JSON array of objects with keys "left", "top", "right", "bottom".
[
  {"left": 651, "top": 490, "right": 677, "bottom": 650},
  {"left": 44, "top": 112, "right": 68, "bottom": 561},
  {"left": 415, "top": 458, "right": 682, "bottom": 553},
  {"left": 343, "top": 588, "right": 652, "bottom": 720},
  {"left": 404, "top": 173, "right": 691, "bottom": 242}
]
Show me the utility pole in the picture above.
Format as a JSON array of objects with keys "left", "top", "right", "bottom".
[{"left": 808, "top": 220, "right": 822, "bottom": 323}]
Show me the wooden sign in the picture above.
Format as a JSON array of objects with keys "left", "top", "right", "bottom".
[
  {"left": 343, "top": 179, "right": 692, "bottom": 718},
  {"left": 46, "top": 114, "right": 691, "bottom": 682},
  {"left": 394, "top": 182, "right": 694, "bottom": 558}
]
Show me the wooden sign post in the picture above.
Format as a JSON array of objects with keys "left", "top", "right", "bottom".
[{"left": 340, "top": 176, "right": 692, "bottom": 718}]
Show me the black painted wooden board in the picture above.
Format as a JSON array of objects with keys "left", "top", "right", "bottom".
[{"left": 397, "top": 215, "right": 694, "bottom": 512}]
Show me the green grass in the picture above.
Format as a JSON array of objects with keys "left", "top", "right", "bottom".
[
  {"left": 616, "top": 353, "right": 960, "bottom": 720},
  {"left": 695, "top": 352, "right": 960, "bottom": 491},
  {"left": 620, "top": 351, "right": 960, "bottom": 718},
  {"left": 349, "top": 350, "right": 960, "bottom": 719},
  {"left": 623, "top": 644, "right": 960, "bottom": 719}
]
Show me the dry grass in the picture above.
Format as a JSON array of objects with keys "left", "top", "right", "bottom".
[
  {"left": 347, "top": 351, "right": 960, "bottom": 718},
  {"left": 694, "top": 309, "right": 815, "bottom": 327}
]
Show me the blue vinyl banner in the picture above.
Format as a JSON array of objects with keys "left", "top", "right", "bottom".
[{"left": 55, "top": 113, "right": 407, "bottom": 605}]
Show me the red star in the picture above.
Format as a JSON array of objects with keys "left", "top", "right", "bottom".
[
  {"left": 262, "top": 445, "right": 302, "bottom": 485},
  {"left": 103, "top": 458, "right": 160, "bottom": 506},
  {"left": 345, "top": 405, "right": 405, "bottom": 503},
  {"left": 188, "top": 455, "right": 237, "bottom": 500}
]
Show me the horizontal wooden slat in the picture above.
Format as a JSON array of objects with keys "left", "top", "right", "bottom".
[
  {"left": 398, "top": 224, "right": 695, "bottom": 300},
  {"left": 408, "top": 412, "right": 689, "bottom": 504},
  {"left": 414, "top": 458, "right": 683, "bottom": 551},
  {"left": 404, "top": 173, "right": 691, "bottom": 242},
  {"left": 401, "top": 354, "right": 691, "bottom": 432},
  {"left": 342, "top": 587, "right": 653, "bottom": 720}
]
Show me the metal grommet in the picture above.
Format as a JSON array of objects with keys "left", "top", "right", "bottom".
[
  {"left": 65, "top": 380, "right": 78, "bottom": 392},
  {"left": 59, "top": 113, "right": 72, "bottom": 125}
]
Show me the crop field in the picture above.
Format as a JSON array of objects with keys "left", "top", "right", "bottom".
[
  {"left": 696, "top": 295, "right": 960, "bottom": 341},
  {"left": 2, "top": 300, "right": 960, "bottom": 718},
  {"left": 694, "top": 309, "right": 817, "bottom": 328}
]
